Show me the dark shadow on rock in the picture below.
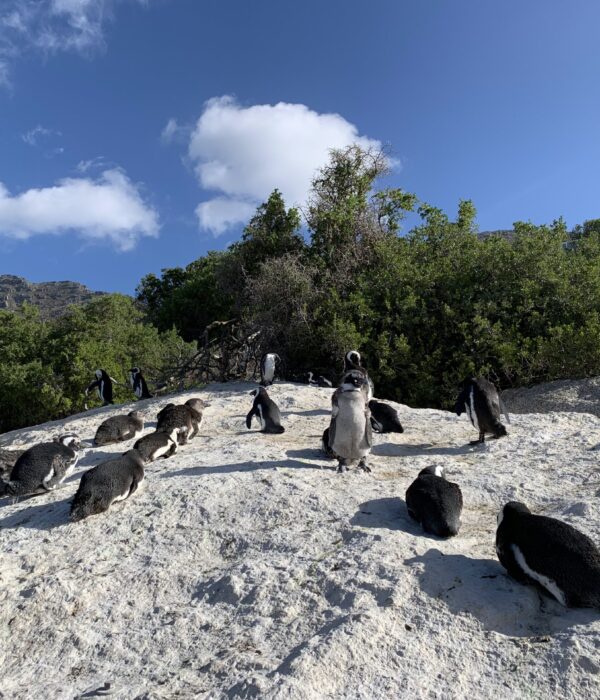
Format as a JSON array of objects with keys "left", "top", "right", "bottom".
[
  {"left": 350, "top": 497, "right": 411, "bottom": 532},
  {"left": 372, "top": 442, "right": 477, "bottom": 458},
  {"left": 0, "top": 497, "right": 71, "bottom": 530},
  {"left": 286, "top": 447, "right": 328, "bottom": 461},
  {"left": 282, "top": 409, "right": 330, "bottom": 417},
  {"left": 164, "top": 458, "right": 333, "bottom": 478},
  {"left": 404, "top": 548, "right": 599, "bottom": 636}
]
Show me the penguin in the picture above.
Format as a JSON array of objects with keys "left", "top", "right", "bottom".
[
  {"left": 454, "top": 377, "right": 509, "bottom": 444},
  {"left": 70, "top": 449, "right": 145, "bottom": 522},
  {"left": 368, "top": 400, "right": 404, "bottom": 433},
  {"left": 0, "top": 434, "right": 81, "bottom": 498},
  {"left": 133, "top": 429, "right": 178, "bottom": 463},
  {"left": 156, "top": 398, "right": 207, "bottom": 445},
  {"left": 341, "top": 350, "right": 374, "bottom": 401},
  {"left": 405, "top": 466, "right": 463, "bottom": 537},
  {"left": 93, "top": 410, "right": 144, "bottom": 447},
  {"left": 260, "top": 353, "right": 281, "bottom": 387},
  {"left": 128, "top": 367, "right": 153, "bottom": 400},
  {"left": 246, "top": 387, "right": 285, "bottom": 434},
  {"left": 325, "top": 372, "right": 372, "bottom": 473},
  {"left": 85, "top": 369, "right": 118, "bottom": 408},
  {"left": 307, "top": 372, "right": 333, "bottom": 388},
  {"left": 495, "top": 501, "right": 600, "bottom": 608}
]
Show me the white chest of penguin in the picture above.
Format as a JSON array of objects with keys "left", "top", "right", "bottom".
[{"left": 332, "top": 395, "right": 369, "bottom": 454}]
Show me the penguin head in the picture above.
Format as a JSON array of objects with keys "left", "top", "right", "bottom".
[
  {"left": 186, "top": 398, "right": 208, "bottom": 410},
  {"left": 55, "top": 433, "right": 81, "bottom": 450},
  {"left": 128, "top": 410, "right": 144, "bottom": 422},
  {"left": 95, "top": 369, "right": 104, "bottom": 380},
  {"left": 125, "top": 449, "right": 145, "bottom": 467},
  {"left": 130, "top": 367, "right": 140, "bottom": 375},
  {"left": 419, "top": 465, "right": 445, "bottom": 479},
  {"left": 498, "top": 501, "right": 530, "bottom": 525},
  {"left": 345, "top": 350, "right": 361, "bottom": 369},
  {"left": 340, "top": 370, "right": 367, "bottom": 391}
]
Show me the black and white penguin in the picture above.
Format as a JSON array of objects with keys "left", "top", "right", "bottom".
[
  {"left": 496, "top": 501, "right": 600, "bottom": 608},
  {"left": 325, "top": 372, "right": 372, "bottom": 473},
  {"left": 260, "top": 353, "right": 281, "bottom": 387},
  {"left": 70, "top": 449, "right": 145, "bottom": 521},
  {"left": 369, "top": 400, "right": 404, "bottom": 433},
  {"left": 85, "top": 369, "right": 118, "bottom": 408},
  {"left": 454, "top": 377, "right": 509, "bottom": 444},
  {"left": 0, "top": 434, "right": 81, "bottom": 498},
  {"left": 93, "top": 410, "right": 144, "bottom": 446},
  {"left": 344, "top": 350, "right": 362, "bottom": 371},
  {"left": 133, "top": 429, "right": 178, "bottom": 463},
  {"left": 128, "top": 367, "right": 153, "bottom": 399},
  {"left": 307, "top": 372, "right": 333, "bottom": 388},
  {"left": 405, "top": 466, "right": 463, "bottom": 537},
  {"left": 246, "top": 387, "right": 285, "bottom": 434},
  {"left": 156, "top": 398, "right": 207, "bottom": 444}
]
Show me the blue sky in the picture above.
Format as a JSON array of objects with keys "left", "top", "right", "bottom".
[{"left": 1, "top": 0, "right": 599, "bottom": 294}]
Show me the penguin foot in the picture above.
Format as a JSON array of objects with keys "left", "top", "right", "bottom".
[
  {"left": 359, "top": 460, "right": 372, "bottom": 473},
  {"left": 337, "top": 463, "right": 349, "bottom": 473}
]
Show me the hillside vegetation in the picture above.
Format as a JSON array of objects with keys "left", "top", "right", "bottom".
[{"left": 2, "top": 144, "right": 600, "bottom": 433}]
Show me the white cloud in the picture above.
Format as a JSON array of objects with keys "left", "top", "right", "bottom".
[
  {"left": 22, "top": 125, "right": 62, "bottom": 146},
  {"left": 0, "top": 0, "right": 153, "bottom": 85},
  {"left": 0, "top": 169, "right": 159, "bottom": 251},
  {"left": 160, "top": 117, "right": 189, "bottom": 145},
  {"left": 185, "top": 96, "right": 384, "bottom": 236}
]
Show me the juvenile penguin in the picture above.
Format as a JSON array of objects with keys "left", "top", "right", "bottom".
[
  {"left": 128, "top": 367, "right": 153, "bottom": 399},
  {"left": 246, "top": 387, "right": 285, "bottom": 434},
  {"left": 326, "top": 372, "right": 372, "bottom": 473},
  {"left": 496, "top": 501, "right": 600, "bottom": 608},
  {"left": 156, "top": 398, "right": 207, "bottom": 444},
  {"left": 133, "top": 429, "right": 178, "bottom": 463},
  {"left": 93, "top": 410, "right": 144, "bottom": 446},
  {"left": 405, "top": 466, "right": 463, "bottom": 537},
  {"left": 260, "top": 353, "right": 281, "bottom": 387},
  {"left": 369, "top": 400, "right": 404, "bottom": 434},
  {"left": 70, "top": 449, "right": 145, "bottom": 521},
  {"left": 454, "top": 376, "right": 509, "bottom": 444},
  {"left": 0, "top": 434, "right": 81, "bottom": 498},
  {"left": 85, "top": 369, "right": 118, "bottom": 408}
]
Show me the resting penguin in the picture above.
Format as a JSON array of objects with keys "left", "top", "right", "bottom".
[
  {"left": 260, "top": 353, "right": 281, "bottom": 387},
  {"left": 496, "top": 501, "right": 600, "bottom": 608},
  {"left": 308, "top": 372, "right": 333, "bottom": 388},
  {"left": 454, "top": 377, "right": 509, "bottom": 444},
  {"left": 128, "top": 367, "right": 153, "bottom": 399},
  {"left": 0, "top": 434, "right": 81, "bottom": 498},
  {"left": 70, "top": 450, "right": 145, "bottom": 522},
  {"left": 325, "top": 372, "right": 372, "bottom": 473},
  {"left": 93, "top": 410, "right": 144, "bottom": 446},
  {"left": 133, "top": 429, "right": 178, "bottom": 463},
  {"left": 369, "top": 400, "right": 404, "bottom": 434},
  {"left": 85, "top": 369, "right": 118, "bottom": 408},
  {"left": 405, "top": 466, "right": 463, "bottom": 537},
  {"left": 246, "top": 387, "right": 285, "bottom": 434},
  {"left": 156, "top": 398, "right": 207, "bottom": 444}
]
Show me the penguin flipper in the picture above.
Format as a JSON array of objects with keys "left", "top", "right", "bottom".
[{"left": 246, "top": 409, "right": 256, "bottom": 429}]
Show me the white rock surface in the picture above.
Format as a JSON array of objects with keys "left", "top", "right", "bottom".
[{"left": 1, "top": 382, "right": 599, "bottom": 699}]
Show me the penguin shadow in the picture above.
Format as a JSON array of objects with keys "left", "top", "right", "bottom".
[
  {"left": 164, "top": 457, "right": 329, "bottom": 479},
  {"left": 372, "top": 442, "right": 476, "bottom": 458},
  {"left": 0, "top": 496, "right": 71, "bottom": 530},
  {"left": 350, "top": 497, "right": 414, "bottom": 532},
  {"left": 286, "top": 447, "right": 331, "bottom": 462},
  {"left": 404, "top": 548, "right": 599, "bottom": 636}
]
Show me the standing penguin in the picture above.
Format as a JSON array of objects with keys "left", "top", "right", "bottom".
[
  {"left": 246, "top": 388, "right": 285, "bottom": 434},
  {"left": 128, "top": 367, "right": 153, "bottom": 399},
  {"left": 260, "top": 353, "right": 281, "bottom": 387},
  {"left": 495, "top": 501, "right": 600, "bottom": 608},
  {"left": 93, "top": 410, "right": 144, "bottom": 446},
  {"left": 70, "top": 450, "right": 145, "bottom": 521},
  {"left": 85, "top": 369, "right": 118, "bottom": 408},
  {"left": 369, "top": 400, "right": 404, "bottom": 434},
  {"left": 454, "top": 377, "right": 509, "bottom": 444},
  {"left": 405, "top": 466, "right": 463, "bottom": 537},
  {"left": 133, "top": 429, "right": 178, "bottom": 463},
  {"left": 325, "top": 372, "right": 372, "bottom": 473},
  {"left": 0, "top": 434, "right": 81, "bottom": 498}
]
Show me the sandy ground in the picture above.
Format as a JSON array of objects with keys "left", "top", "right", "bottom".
[
  {"left": 1, "top": 381, "right": 599, "bottom": 699},
  {"left": 503, "top": 376, "right": 600, "bottom": 418}
]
